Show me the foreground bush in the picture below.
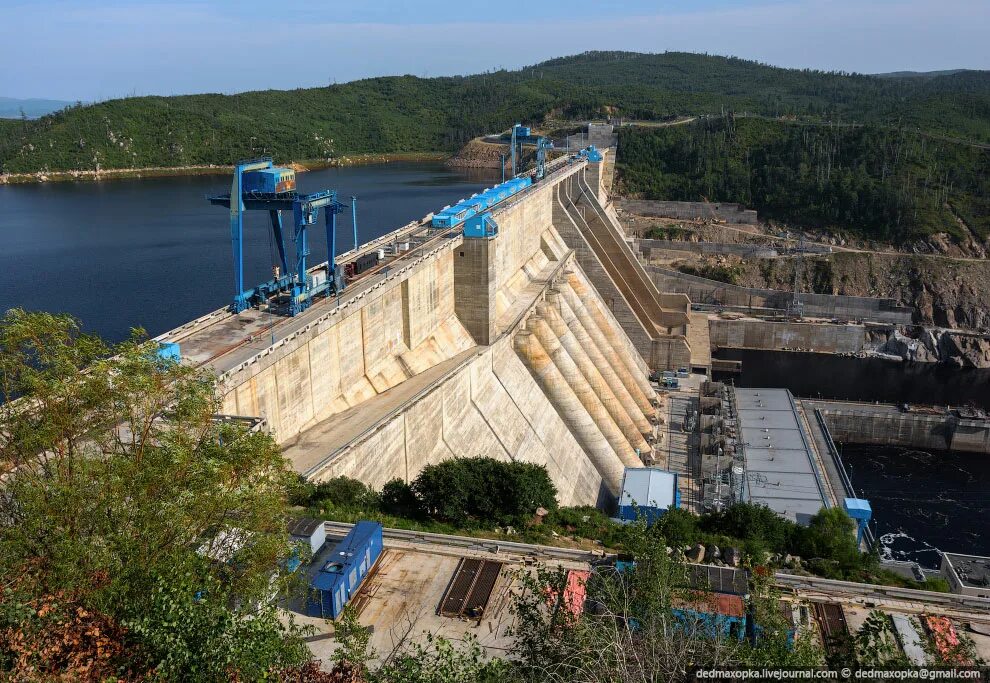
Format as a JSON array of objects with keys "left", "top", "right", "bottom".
[
  {"left": 0, "top": 310, "right": 308, "bottom": 680},
  {"left": 297, "top": 458, "right": 558, "bottom": 530}
]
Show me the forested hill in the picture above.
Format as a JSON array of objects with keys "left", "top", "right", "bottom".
[
  {"left": 1, "top": 51, "right": 988, "bottom": 175},
  {"left": 617, "top": 116, "right": 990, "bottom": 243}
]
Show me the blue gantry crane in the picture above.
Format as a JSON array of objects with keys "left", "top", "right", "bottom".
[
  {"left": 208, "top": 158, "right": 357, "bottom": 316},
  {"left": 508, "top": 123, "right": 554, "bottom": 181}
]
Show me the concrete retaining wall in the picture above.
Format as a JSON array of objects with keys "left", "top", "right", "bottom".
[
  {"left": 617, "top": 199, "right": 758, "bottom": 224},
  {"left": 646, "top": 264, "right": 913, "bottom": 324},
  {"left": 821, "top": 409, "right": 990, "bottom": 454},
  {"left": 636, "top": 239, "right": 778, "bottom": 259},
  {"left": 551, "top": 167, "right": 692, "bottom": 370},
  {"left": 710, "top": 318, "right": 866, "bottom": 354}
]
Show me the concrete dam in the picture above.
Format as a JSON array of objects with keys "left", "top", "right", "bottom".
[{"left": 156, "top": 151, "right": 700, "bottom": 507}]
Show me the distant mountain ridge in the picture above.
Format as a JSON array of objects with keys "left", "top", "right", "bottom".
[
  {"left": 1, "top": 51, "right": 988, "bottom": 175},
  {"left": 0, "top": 97, "right": 75, "bottom": 119},
  {"left": 873, "top": 69, "right": 967, "bottom": 79}
]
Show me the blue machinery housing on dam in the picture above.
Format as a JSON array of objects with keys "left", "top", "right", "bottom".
[
  {"left": 431, "top": 143, "right": 603, "bottom": 237},
  {"left": 208, "top": 142, "right": 606, "bottom": 317},
  {"left": 431, "top": 176, "right": 532, "bottom": 236}
]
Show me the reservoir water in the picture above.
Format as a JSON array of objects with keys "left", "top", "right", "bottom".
[{"left": 0, "top": 163, "right": 498, "bottom": 341}]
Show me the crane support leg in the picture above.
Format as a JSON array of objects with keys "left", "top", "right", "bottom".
[
  {"left": 326, "top": 206, "right": 337, "bottom": 283},
  {"left": 293, "top": 216, "right": 309, "bottom": 287},
  {"left": 269, "top": 210, "right": 289, "bottom": 278},
  {"left": 351, "top": 197, "right": 358, "bottom": 251},
  {"left": 230, "top": 166, "right": 248, "bottom": 312}
]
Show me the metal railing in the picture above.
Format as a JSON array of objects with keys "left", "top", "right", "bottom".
[{"left": 813, "top": 408, "right": 876, "bottom": 548}]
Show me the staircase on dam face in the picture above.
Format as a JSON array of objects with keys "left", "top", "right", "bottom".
[{"left": 551, "top": 158, "right": 694, "bottom": 371}]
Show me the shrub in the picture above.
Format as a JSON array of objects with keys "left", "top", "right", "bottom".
[
  {"left": 795, "top": 506, "right": 863, "bottom": 577},
  {"left": 701, "top": 502, "right": 796, "bottom": 555},
  {"left": 652, "top": 507, "right": 699, "bottom": 548},
  {"left": 310, "top": 476, "right": 380, "bottom": 512},
  {"left": 412, "top": 457, "right": 557, "bottom": 527},
  {"left": 380, "top": 478, "right": 422, "bottom": 518}
]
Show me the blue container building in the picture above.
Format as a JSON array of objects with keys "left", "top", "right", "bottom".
[{"left": 306, "top": 521, "right": 383, "bottom": 620}]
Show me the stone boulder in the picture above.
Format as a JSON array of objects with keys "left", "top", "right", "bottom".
[{"left": 685, "top": 543, "right": 706, "bottom": 564}]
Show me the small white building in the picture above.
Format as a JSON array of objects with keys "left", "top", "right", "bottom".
[
  {"left": 618, "top": 467, "right": 680, "bottom": 524},
  {"left": 288, "top": 517, "right": 327, "bottom": 557},
  {"left": 941, "top": 552, "right": 990, "bottom": 598}
]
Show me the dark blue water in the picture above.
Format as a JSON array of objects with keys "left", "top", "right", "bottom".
[
  {"left": 0, "top": 163, "right": 498, "bottom": 341},
  {"left": 840, "top": 444, "right": 990, "bottom": 568},
  {"left": 713, "top": 349, "right": 990, "bottom": 411}
]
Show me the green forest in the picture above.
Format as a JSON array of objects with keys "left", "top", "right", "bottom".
[
  {"left": 1, "top": 51, "right": 988, "bottom": 175},
  {"left": 617, "top": 116, "right": 990, "bottom": 242}
]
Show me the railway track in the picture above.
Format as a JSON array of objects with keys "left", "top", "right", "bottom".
[
  {"left": 323, "top": 521, "right": 603, "bottom": 564},
  {"left": 775, "top": 573, "right": 990, "bottom": 615}
]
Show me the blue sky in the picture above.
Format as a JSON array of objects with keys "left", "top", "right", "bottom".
[{"left": 2, "top": 0, "right": 988, "bottom": 100}]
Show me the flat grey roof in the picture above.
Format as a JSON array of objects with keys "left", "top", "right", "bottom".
[
  {"left": 743, "top": 448, "right": 817, "bottom": 474},
  {"left": 733, "top": 388, "right": 794, "bottom": 411},
  {"left": 944, "top": 553, "right": 990, "bottom": 589},
  {"left": 739, "top": 427, "right": 808, "bottom": 451},
  {"left": 736, "top": 387, "right": 828, "bottom": 525},
  {"left": 737, "top": 409, "right": 804, "bottom": 430}
]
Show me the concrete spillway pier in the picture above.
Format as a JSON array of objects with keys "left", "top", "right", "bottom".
[
  {"left": 156, "top": 148, "right": 692, "bottom": 507},
  {"left": 543, "top": 291, "right": 650, "bottom": 455},
  {"left": 514, "top": 327, "right": 625, "bottom": 496}
]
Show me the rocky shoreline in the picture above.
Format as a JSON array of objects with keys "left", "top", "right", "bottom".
[
  {"left": 0, "top": 152, "right": 448, "bottom": 185},
  {"left": 445, "top": 138, "right": 507, "bottom": 170},
  {"left": 867, "top": 326, "right": 990, "bottom": 368}
]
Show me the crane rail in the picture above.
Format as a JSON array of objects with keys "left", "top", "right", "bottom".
[{"left": 774, "top": 573, "right": 990, "bottom": 614}]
